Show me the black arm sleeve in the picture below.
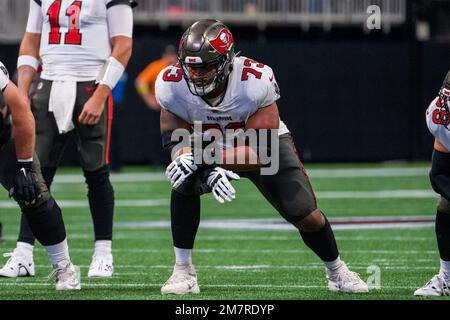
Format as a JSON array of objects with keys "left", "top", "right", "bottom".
[
  {"left": 430, "top": 149, "right": 450, "bottom": 201},
  {"left": 161, "top": 130, "right": 178, "bottom": 157},
  {"left": 106, "top": 0, "right": 137, "bottom": 9}
]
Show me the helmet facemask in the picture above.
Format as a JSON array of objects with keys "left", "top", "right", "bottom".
[
  {"left": 178, "top": 20, "right": 236, "bottom": 97},
  {"left": 180, "top": 51, "right": 234, "bottom": 97}
]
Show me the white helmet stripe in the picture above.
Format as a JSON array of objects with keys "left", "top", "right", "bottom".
[
  {"left": 443, "top": 88, "right": 450, "bottom": 97},
  {"left": 185, "top": 56, "right": 203, "bottom": 64}
]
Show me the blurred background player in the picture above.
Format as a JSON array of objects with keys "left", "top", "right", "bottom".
[
  {"left": 0, "top": 0, "right": 135, "bottom": 279},
  {"left": 0, "top": 61, "right": 79, "bottom": 290},
  {"left": 416, "top": 70, "right": 450, "bottom": 296},
  {"left": 135, "top": 45, "right": 178, "bottom": 112},
  {"left": 157, "top": 20, "right": 368, "bottom": 295}
]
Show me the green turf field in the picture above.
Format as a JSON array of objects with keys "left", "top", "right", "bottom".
[{"left": 0, "top": 163, "right": 447, "bottom": 300}]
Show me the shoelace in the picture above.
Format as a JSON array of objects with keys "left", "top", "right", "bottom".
[
  {"left": 426, "top": 276, "right": 450, "bottom": 295},
  {"left": 166, "top": 269, "right": 195, "bottom": 285},
  {"left": 1, "top": 252, "right": 15, "bottom": 267},
  {"left": 47, "top": 264, "right": 72, "bottom": 282},
  {"left": 90, "top": 255, "right": 112, "bottom": 270},
  {"left": 334, "top": 268, "right": 361, "bottom": 285},
  {"left": 444, "top": 281, "right": 450, "bottom": 296},
  {"left": 3, "top": 252, "right": 13, "bottom": 258},
  {"left": 1, "top": 251, "right": 27, "bottom": 268}
]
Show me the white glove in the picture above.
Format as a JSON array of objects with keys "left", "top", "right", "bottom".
[
  {"left": 165, "top": 152, "right": 198, "bottom": 189},
  {"left": 206, "top": 167, "right": 240, "bottom": 204},
  {"left": 0, "top": 62, "right": 9, "bottom": 91}
]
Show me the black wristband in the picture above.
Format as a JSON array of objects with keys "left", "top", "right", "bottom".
[
  {"left": 198, "top": 166, "right": 218, "bottom": 183},
  {"left": 17, "top": 161, "right": 33, "bottom": 170}
]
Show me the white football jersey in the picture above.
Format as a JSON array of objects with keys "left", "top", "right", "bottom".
[
  {"left": 156, "top": 56, "right": 290, "bottom": 137},
  {"left": 30, "top": 0, "right": 124, "bottom": 81},
  {"left": 426, "top": 96, "right": 450, "bottom": 150}
]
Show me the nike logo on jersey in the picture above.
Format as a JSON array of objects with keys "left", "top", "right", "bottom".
[{"left": 207, "top": 115, "right": 232, "bottom": 121}]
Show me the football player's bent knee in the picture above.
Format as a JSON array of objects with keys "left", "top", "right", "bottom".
[
  {"left": 438, "top": 197, "right": 450, "bottom": 214},
  {"left": 21, "top": 197, "right": 66, "bottom": 246},
  {"left": 173, "top": 173, "right": 207, "bottom": 196},
  {"left": 294, "top": 209, "right": 326, "bottom": 232},
  {"left": 279, "top": 196, "right": 317, "bottom": 227}
]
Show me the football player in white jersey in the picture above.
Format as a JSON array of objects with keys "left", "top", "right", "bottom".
[
  {"left": 0, "top": 61, "right": 79, "bottom": 290},
  {"left": 416, "top": 71, "right": 450, "bottom": 296},
  {"left": 156, "top": 19, "right": 368, "bottom": 295},
  {"left": 0, "top": 0, "right": 135, "bottom": 279}
]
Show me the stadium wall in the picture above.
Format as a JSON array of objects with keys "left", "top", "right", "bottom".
[{"left": 1, "top": 38, "right": 447, "bottom": 165}]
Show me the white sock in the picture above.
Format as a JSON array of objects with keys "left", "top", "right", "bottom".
[
  {"left": 440, "top": 259, "right": 450, "bottom": 281},
  {"left": 16, "top": 242, "right": 34, "bottom": 255},
  {"left": 174, "top": 247, "right": 192, "bottom": 265},
  {"left": 95, "top": 240, "right": 112, "bottom": 255},
  {"left": 324, "top": 256, "right": 343, "bottom": 271},
  {"left": 44, "top": 239, "right": 70, "bottom": 267}
]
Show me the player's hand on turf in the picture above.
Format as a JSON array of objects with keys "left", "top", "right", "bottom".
[
  {"left": 10, "top": 161, "right": 43, "bottom": 206},
  {"left": 79, "top": 95, "right": 105, "bottom": 125},
  {"left": 206, "top": 167, "right": 240, "bottom": 204},
  {"left": 166, "top": 152, "right": 198, "bottom": 189}
]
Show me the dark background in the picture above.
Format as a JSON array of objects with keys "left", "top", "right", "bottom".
[{"left": 2, "top": 0, "right": 450, "bottom": 166}]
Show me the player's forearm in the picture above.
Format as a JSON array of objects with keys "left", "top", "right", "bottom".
[
  {"left": 220, "top": 146, "right": 261, "bottom": 172},
  {"left": 17, "top": 66, "right": 36, "bottom": 97},
  {"left": 111, "top": 36, "right": 132, "bottom": 69},
  {"left": 172, "top": 147, "right": 192, "bottom": 160},
  {"left": 13, "top": 117, "right": 35, "bottom": 160},
  {"left": 92, "top": 84, "right": 111, "bottom": 102},
  {"left": 144, "top": 93, "right": 160, "bottom": 111},
  {"left": 160, "top": 109, "right": 193, "bottom": 160},
  {"left": 18, "top": 33, "right": 40, "bottom": 95},
  {"left": 3, "top": 83, "right": 35, "bottom": 159},
  {"left": 93, "top": 36, "right": 132, "bottom": 101}
]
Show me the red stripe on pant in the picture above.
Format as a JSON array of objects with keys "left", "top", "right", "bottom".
[
  {"left": 288, "top": 136, "right": 318, "bottom": 206},
  {"left": 105, "top": 95, "right": 113, "bottom": 165}
]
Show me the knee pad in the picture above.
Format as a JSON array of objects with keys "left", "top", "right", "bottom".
[
  {"left": 173, "top": 172, "right": 208, "bottom": 196},
  {"left": 21, "top": 197, "right": 66, "bottom": 246},
  {"left": 278, "top": 196, "right": 317, "bottom": 225}
]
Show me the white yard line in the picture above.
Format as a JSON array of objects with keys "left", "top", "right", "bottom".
[
  {"left": 0, "top": 199, "right": 168, "bottom": 208},
  {"left": 307, "top": 167, "right": 429, "bottom": 178},
  {"left": 0, "top": 190, "right": 437, "bottom": 210},
  {"left": 112, "top": 217, "right": 434, "bottom": 231},
  {"left": 50, "top": 167, "right": 430, "bottom": 184},
  {"left": 316, "top": 190, "right": 436, "bottom": 199},
  {"left": 28, "top": 264, "right": 437, "bottom": 270},
  {"left": 60, "top": 248, "right": 437, "bottom": 254},
  {"left": 0, "top": 282, "right": 420, "bottom": 290},
  {"left": 0, "top": 234, "right": 433, "bottom": 241}
]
